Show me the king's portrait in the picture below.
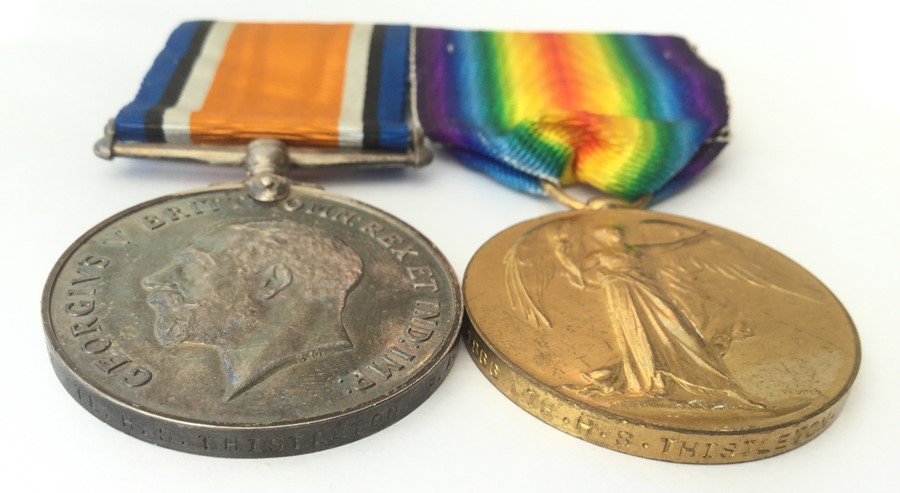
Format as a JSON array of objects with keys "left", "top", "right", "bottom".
[{"left": 141, "top": 220, "right": 363, "bottom": 401}]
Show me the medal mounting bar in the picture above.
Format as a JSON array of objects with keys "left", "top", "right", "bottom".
[{"left": 93, "top": 120, "right": 433, "bottom": 170}]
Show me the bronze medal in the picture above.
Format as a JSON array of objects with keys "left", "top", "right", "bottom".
[{"left": 464, "top": 204, "right": 859, "bottom": 463}]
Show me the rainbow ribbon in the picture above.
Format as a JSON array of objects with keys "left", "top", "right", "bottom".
[
  {"left": 114, "top": 23, "right": 728, "bottom": 201},
  {"left": 415, "top": 28, "right": 728, "bottom": 200}
]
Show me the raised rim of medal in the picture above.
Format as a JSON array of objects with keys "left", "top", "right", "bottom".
[
  {"left": 461, "top": 208, "right": 860, "bottom": 435},
  {"left": 43, "top": 183, "right": 463, "bottom": 430}
]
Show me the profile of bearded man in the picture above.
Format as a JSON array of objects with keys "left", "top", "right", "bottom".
[{"left": 142, "top": 220, "right": 363, "bottom": 401}]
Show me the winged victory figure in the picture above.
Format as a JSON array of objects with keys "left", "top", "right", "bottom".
[{"left": 504, "top": 214, "right": 822, "bottom": 410}]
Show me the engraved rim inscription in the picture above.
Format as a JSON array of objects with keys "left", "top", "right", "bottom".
[{"left": 464, "top": 208, "right": 860, "bottom": 463}]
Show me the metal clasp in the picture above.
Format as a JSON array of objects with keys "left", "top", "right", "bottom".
[
  {"left": 93, "top": 120, "right": 433, "bottom": 169},
  {"left": 243, "top": 139, "right": 293, "bottom": 203},
  {"left": 540, "top": 179, "right": 652, "bottom": 210}
]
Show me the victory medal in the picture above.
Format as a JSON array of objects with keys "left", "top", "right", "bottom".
[
  {"left": 412, "top": 29, "right": 861, "bottom": 463},
  {"left": 42, "top": 22, "right": 461, "bottom": 457}
]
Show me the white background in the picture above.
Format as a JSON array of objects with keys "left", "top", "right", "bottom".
[{"left": 2, "top": 1, "right": 898, "bottom": 491}]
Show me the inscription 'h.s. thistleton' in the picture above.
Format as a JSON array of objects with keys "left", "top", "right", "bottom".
[
  {"left": 193, "top": 404, "right": 402, "bottom": 455},
  {"left": 655, "top": 410, "right": 838, "bottom": 460},
  {"left": 68, "top": 372, "right": 404, "bottom": 456},
  {"left": 65, "top": 255, "right": 152, "bottom": 388}
]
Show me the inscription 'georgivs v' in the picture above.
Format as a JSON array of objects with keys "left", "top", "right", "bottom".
[{"left": 44, "top": 185, "right": 462, "bottom": 457}]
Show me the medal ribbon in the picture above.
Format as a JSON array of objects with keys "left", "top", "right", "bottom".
[
  {"left": 114, "top": 23, "right": 727, "bottom": 200},
  {"left": 415, "top": 28, "right": 728, "bottom": 201},
  {"left": 115, "top": 21, "right": 411, "bottom": 150}
]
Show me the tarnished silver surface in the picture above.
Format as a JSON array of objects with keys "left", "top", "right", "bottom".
[{"left": 42, "top": 183, "right": 461, "bottom": 457}]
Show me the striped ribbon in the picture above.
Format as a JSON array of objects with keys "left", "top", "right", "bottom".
[
  {"left": 114, "top": 23, "right": 727, "bottom": 201},
  {"left": 415, "top": 29, "right": 728, "bottom": 201},
  {"left": 115, "top": 21, "right": 410, "bottom": 150}
]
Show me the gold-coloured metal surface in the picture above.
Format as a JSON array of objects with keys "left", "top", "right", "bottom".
[{"left": 464, "top": 208, "right": 859, "bottom": 463}]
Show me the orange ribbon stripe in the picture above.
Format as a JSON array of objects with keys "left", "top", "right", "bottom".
[{"left": 191, "top": 23, "right": 353, "bottom": 146}]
